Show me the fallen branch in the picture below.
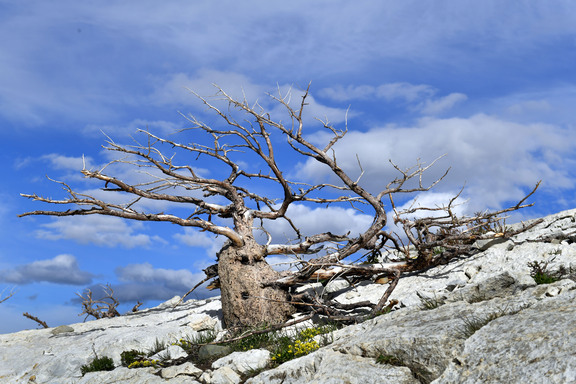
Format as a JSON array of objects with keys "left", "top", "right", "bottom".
[{"left": 23, "top": 312, "right": 49, "bottom": 329}]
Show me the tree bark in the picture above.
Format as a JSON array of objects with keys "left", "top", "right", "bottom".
[{"left": 217, "top": 240, "right": 295, "bottom": 328}]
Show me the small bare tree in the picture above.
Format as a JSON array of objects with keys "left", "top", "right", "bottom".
[
  {"left": 20, "top": 85, "right": 539, "bottom": 329},
  {"left": 76, "top": 284, "right": 121, "bottom": 321}
]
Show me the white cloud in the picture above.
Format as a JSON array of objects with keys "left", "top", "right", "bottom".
[
  {"left": 110, "top": 262, "right": 210, "bottom": 302},
  {"left": 36, "top": 216, "right": 158, "bottom": 248},
  {"left": 151, "top": 70, "right": 265, "bottom": 107},
  {"left": 174, "top": 229, "right": 227, "bottom": 257},
  {"left": 295, "top": 114, "right": 576, "bottom": 213},
  {"left": 256, "top": 203, "right": 374, "bottom": 245},
  {"left": 319, "top": 83, "right": 435, "bottom": 103},
  {"left": 392, "top": 191, "right": 469, "bottom": 223},
  {"left": 84, "top": 118, "right": 183, "bottom": 138},
  {"left": 151, "top": 70, "right": 350, "bottom": 126},
  {"left": 320, "top": 83, "right": 466, "bottom": 115},
  {"left": 487, "top": 87, "right": 576, "bottom": 126},
  {"left": 40, "top": 153, "right": 96, "bottom": 171},
  {"left": 0, "top": 254, "right": 94, "bottom": 285},
  {"left": 506, "top": 100, "right": 552, "bottom": 116},
  {"left": 117, "top": 263, "right": 196, "bottom": 286},
  {"left": 417, "top": 93, "right": 468, "bottom": 115},
  {"left": 377, "top": 83, "right": 436, "bottom": 103}
]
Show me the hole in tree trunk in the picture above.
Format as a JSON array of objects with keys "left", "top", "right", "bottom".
[{"left": 241, "top": 291, "right": 249, "bottom": 300}]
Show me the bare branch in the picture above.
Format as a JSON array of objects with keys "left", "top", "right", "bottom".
[
  {"left": 23, "top": 312, "right": 49, "bottom": 329},
  {"left": 0, "top": 287, "right": 16, "bottom": 304}
]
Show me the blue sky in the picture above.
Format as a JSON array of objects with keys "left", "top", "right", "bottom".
[{"left": 1, "top": 1, "right": 576, "bottom": 334}]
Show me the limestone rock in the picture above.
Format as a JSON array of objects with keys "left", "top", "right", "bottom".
[
  {"left": 51, "top": 325, "right": 74, "bottom": 335},
  {"left": 188, "top": 313, "right": 220, "bottom": 331},
  {"left": 246, "top": 349, "right": 418, "bottom": 384},
  {"left": 160, "top": 362, "right": 203, "bottom": 379},
  {"left": 208, "top": 366, "right": 241, "bottom": 384},
  {"left": 77, "top": 367, "right": 197, "bottom": 384},
  {"left": 212, "top": 349, "right": 271, "bottom": 375},
  {"left": 471, "top": 235, "right": 509, "bottom": 251},
  {"left": 150, "top": 345, "right": 188, "bottom": 361},
  {"left": 434, "top": 289, "right": 576, "bottom": 383},
  {"left": 198, "top": 344, "right": 232, "bottom": 360},
  {"left": 323, "top": 279, "right": 350, "bottom": 294}
]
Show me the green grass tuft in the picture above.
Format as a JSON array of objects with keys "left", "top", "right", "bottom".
[{"left": 80, "top": 355, "right": 115, "bottom": 376}]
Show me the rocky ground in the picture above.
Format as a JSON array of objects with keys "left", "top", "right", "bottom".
[{"left": 1, "top": 209, "right": 575, "bottom": 383}]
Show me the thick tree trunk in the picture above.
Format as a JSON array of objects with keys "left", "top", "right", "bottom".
[{"left": 217, "top": 240, "right": 295, "bottom": 329}]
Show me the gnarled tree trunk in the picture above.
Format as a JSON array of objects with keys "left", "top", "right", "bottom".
[{"left": 217, "top": 239, "right": 295, "bottom": 328}]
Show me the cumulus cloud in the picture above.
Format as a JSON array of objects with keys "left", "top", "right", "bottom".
[
  {"left": 0, "top": 254, "right": 94, "bottom": 285},
  {"left": 105, "top": 262, "right": 210, "bottom": 302},
  {"left": 40, "top": 154, "right": 95, "bottom": 171},
  {"left": 35, "top": 216, "right": 159, "bottom": 248},
  {"left": 295, "top": 114, "right": 576, "bottom": 213},
  {"left": 15, "top": 154, "right": 98, "bottom": 179}
]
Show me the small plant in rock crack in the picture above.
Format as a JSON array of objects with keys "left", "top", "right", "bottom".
[
  {"left": 147, "top": 338, "right": 169, "bottom": 356},
  {"left": 457, "top": 315, "right": 491, "bottom": 338},
  {"left": 80, "top": 355, "right": 115, "bottom": 376},
  {"left": 121, "top": 349, "right": 162, "bottom": 369},
  {"left": 456, "top": 312, "right": 504, "bottom": 339},
  {"left": 120, "top": 349, "right": 147, "bottom": 367},
  {"left": 127, "top": 359, "right": 160, "bottom": 369},
  {"left": 376, "top": 354, "right": 403, "bottom": 366},
  {"left": 229, "top": 326, "right": 278, "bottom": 352},
  {"left": 527, "top": 260, "right": 561, "bottom": 285},
  {"left": 173, "top": 330, "right": 218, "bottom": 353},
  {"left": 270, "top": 324, "right": 338, "bottom": 366},
  {"left": 456, "top": 306, "right": 526, "bottom": 339},
  {"left": 418, "top": 293, "right": 444, "bottom": 310}
]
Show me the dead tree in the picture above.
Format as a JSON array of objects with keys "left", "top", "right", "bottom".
[
  {"left": 76, "top": 284, "right": 121, "bottom": 321},
  {"left": 20, "top": 85, "right": 539, "bottom": 328}
]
